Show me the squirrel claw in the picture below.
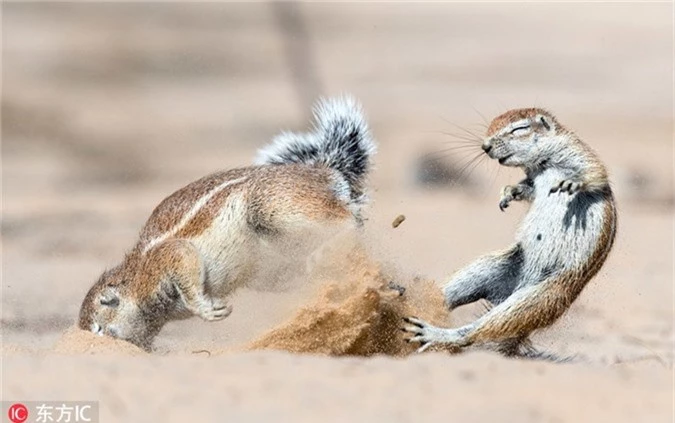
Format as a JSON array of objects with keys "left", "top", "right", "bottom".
[
  {"left": 499, "top": 185, "right": 521, "bottom": 211},
  {"left": 198, "top": 299, "right": 233, "bottom": 322},
  {"left": 388, "top": 281, "right": 406, "bottom": 296},
  {"left": 401, "top": 317, "right": 465, "bottom": 353}
]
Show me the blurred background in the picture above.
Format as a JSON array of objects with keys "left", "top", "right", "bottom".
[{"left": 2, "top": 3, "right": 672, "bottom": 360}]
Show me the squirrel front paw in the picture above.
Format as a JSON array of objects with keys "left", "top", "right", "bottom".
[
  {"left": 197, "top": 298, "right": 233, "bottom": 322},
  {"left": 550, "top": 179, "right": 584, "bottom": 195},
  {"left": 499, "top": 185, "right": 524, "bottom": 211}
]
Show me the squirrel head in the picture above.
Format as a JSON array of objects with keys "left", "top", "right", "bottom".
[
  {"left": 78, "top": 265, "right": 161, "bottom": 350},
  {"left": 482, "top": 108, "right": 564, "bottom": 169}
]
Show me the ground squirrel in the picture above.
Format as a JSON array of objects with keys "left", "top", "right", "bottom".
[
  {"left": 78, "top": 96, "right": 376, "bottom": 350},
  {"left": 403, "top": 108, "right": 617, "bottom": 358}
]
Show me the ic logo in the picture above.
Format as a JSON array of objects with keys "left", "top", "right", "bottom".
[{"left": 8, "top": 403, "right": 28, "bottom": 423}]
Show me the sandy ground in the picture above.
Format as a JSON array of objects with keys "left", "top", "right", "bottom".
[{"left": 2, "top": 3, "right": 673, "bottom": 422}]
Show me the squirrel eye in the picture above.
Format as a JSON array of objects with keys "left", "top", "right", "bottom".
[
  {"left": 100, "top": 293, "right": 120, "bottom": 307},
  {"left": 510, "top": 125, "right": 530, "bottom": 135},
  {"left": 100, "top": 297, "right": 119, "bottom": 307}
]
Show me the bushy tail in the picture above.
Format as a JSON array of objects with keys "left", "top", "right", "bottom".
[{"left": 254, "top": 96, "right": 376, "bottom": 201}]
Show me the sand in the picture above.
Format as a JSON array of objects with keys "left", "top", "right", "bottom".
[
  {"left": 52, "top": 327, "right": 147, "bottom": 356},
  {"left": 244, "top": 247, "right": 451, "bottom": 357},
  {"left": 46, "top": 244, "right": 451, "bottom": 358},
  {"left": 2, "top": 3, "right": 673, "bottom": 422}
]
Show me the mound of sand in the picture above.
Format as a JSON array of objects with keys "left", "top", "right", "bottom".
[
  {"left": 53, "top": 326, "right": 147, "bottom": 356},
  {"left": 246, "top": 247, "right": 452, "bottom": 357}
]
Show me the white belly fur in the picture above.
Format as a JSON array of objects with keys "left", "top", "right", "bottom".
[{"left": 516, "top": 169, "right": 604, "bottom": 281}]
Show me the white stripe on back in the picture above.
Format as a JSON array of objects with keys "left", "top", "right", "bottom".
[{"left": 142, "top": 176, "right": 248, "bottom": 254}]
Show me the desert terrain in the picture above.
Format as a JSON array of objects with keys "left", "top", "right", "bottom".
[{"left": 2, "top": 3, "right": 673, "bottom": 422}]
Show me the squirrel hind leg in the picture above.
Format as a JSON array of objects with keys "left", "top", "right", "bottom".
[{"left": 443, "top": 245, "right": 522, "bottom": 310}]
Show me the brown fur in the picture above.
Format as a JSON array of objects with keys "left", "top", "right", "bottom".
[
  {"left": 78, "top": 163, "right": 359, "bottom": 348},
  {"left": 245, "top": 165, "right": 353, "bottom": 226},
  {"left": 136, "top": 165, "right": 350, "bottom": 248},
  {"left": 139, "top": 168, "right": 252, "bottom": 246},
  {"left": 487, "top": 108, "right": 556, "bottom": 137},
  {"left": 78, "top": 95, "right": 376, "bottom": 349}
]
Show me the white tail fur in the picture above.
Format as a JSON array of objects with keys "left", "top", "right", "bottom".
[{"left": 254, "top": 96, "right": 376, "bottom": 201}]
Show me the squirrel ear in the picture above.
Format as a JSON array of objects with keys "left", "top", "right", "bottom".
[
  {"left": 538, "top": 115, "right": 552, "bottom": 132},
  {"left": 99, "top": 287, "right": 120, "bottom": 307}
]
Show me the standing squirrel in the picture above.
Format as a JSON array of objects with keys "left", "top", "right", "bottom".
[
  {"left": 78, "top": 96, "right": 376, "bottom": 350},
  {"left": 404, "top": 108, "right": 617, "bottom": 358}
]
